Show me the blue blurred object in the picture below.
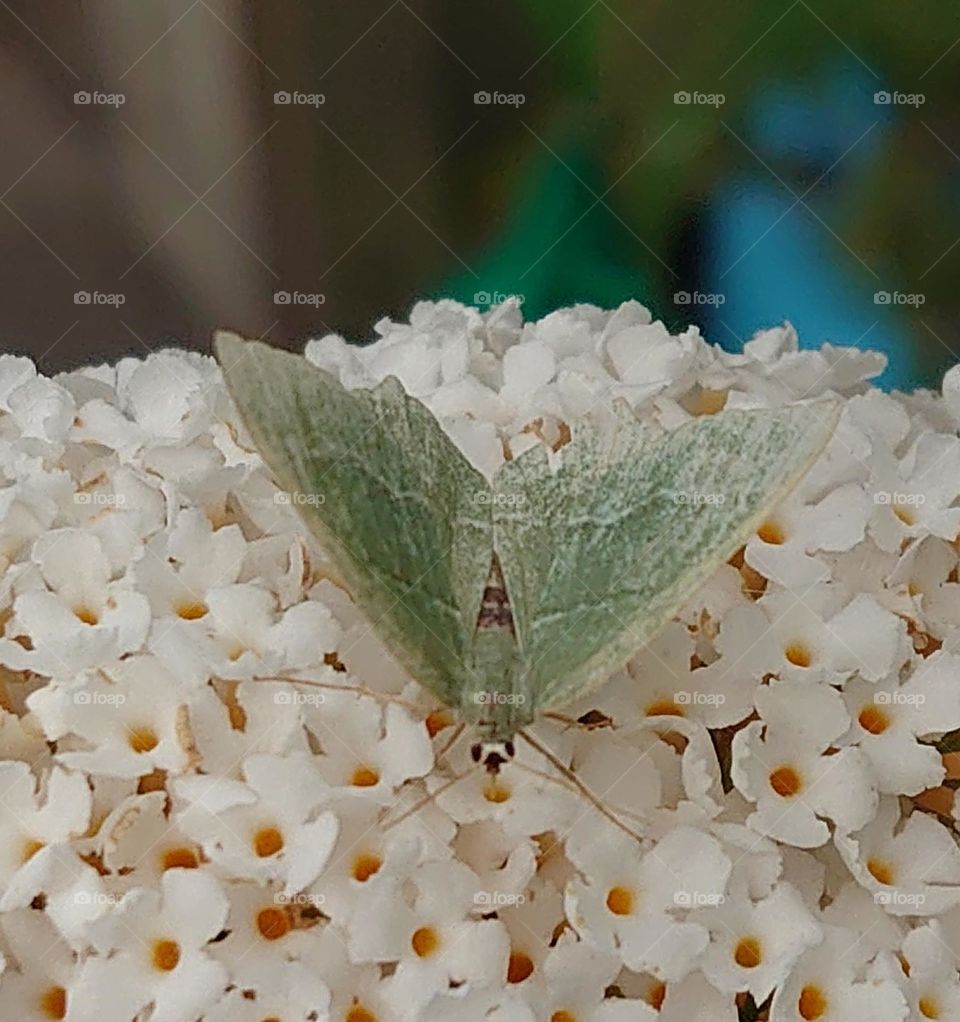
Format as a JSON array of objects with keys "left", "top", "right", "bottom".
[{"left": 701, "top": 63, "right": 918, "bottom": 389}]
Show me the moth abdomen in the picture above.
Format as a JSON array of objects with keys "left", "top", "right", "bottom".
[{"left": 477, "top": 553, "right": 515, "bottom": 635}]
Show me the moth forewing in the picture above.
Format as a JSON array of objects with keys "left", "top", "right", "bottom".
[
  {"left": 215, "top": 331, "right": 496, "bottom": 712},
  {"left": 492, "top": 400, "right": 840, "bottom": 715}
]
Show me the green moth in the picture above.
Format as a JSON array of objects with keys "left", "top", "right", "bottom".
[{"left": 215, "top": 332, "right": 837, "bottom": 770}]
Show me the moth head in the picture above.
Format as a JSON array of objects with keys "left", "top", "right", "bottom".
[{"left": 471, "top": 739, "right": 515, "bottom": 774}]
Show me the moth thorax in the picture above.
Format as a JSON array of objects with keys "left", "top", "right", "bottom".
[{"left": 471, "top": 739, "right": 516, "bottom": 775}]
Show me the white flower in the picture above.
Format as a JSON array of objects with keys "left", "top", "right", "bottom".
[
  {"left": 698, "top": 882, "right": 821, "bottom": 1002},
  {"left": 72, "top": 869, "right": 229, "bottom": 1022},
  {"left": 203, "top": 960, "right": 330, "bottom": 1022},
  {"left": 0, "top": 910, "right": 79, "bottom": 1021},
  {"left": 174, "top": 751, "right": 338, "bottom": 893},
  {"left": 349, "top": 859, "right": 509, "bottom": 1020},
  {"left": 770, "top": 924, "right": 908, "bottom": 1021},
  {"left": 0, "top": 763, "right": 90, "bottom": 890},
  {"left": 841, "top": 651, "right": 960, "bottom": 795},
  {"left": 0, "top": 529, "right": 149, "bottom": 678},
  {"left": 565, "top": 822, "right": 730, "bottom": 981},
  {"left": 28, "top": 656, "right": 196, "bottom": 778},
  {"left": 733, "top": 681, "right": 877, "bottom": 846},
  {"left": 836, "top": 798, "right": 960, "bottom": 916},
  {"left": 890, "top": 921, "right": 960, "bottom": 1022}
]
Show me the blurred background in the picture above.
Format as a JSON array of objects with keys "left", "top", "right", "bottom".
[{"left": 1, "top": 1, "right": 959, "bottom": 388}]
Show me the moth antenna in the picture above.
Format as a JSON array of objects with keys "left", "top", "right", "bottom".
[
  {"left": 434, "top": 721, "right": 467, "bottom": 766},
  {"left": 253, "top": 674, "right": 425, "bottom": 714},
  {"left": 510, "top": 760, "right": 645, "bottom": 829},
  {"left": 381, "top": 768, "right": 474, "bottom": 831},
  {"left": 517, "top": 729, "right": 645, "bottom": 844}
]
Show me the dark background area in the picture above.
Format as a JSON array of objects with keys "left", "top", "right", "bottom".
[{"left": 1, "top": 2, "right": 959, "bottom": 389}]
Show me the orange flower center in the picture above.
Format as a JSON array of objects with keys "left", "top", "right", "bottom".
[
  {"left": 867, "top": 857, "right": 895, "bottom": 885},
  {"left": 351, "top": 765, "right": 380, "bottom": 787},
  {"left": 175, "top": 601, "right": 208, "bottom": 620},
  {"left": 645, "top": 699, "right": 684, "bottom": 717},
  {"left": 784, "top": 642, "right": 812, "bottom": 667},
  {"left": 858, "top": 705, "right": 891, "bottom": 735},
  {"left": 757, "top": 521, "right": 785, "bottom": 545},
  {"left": 605, "top": 886, "right": 635, "bottom": 916},
  {"left": 798, "top": 984, "right": 829, "bottom": 1020},
  {"left": 256, "top": 907, "right": 291, "bottom": 941},
  {"left": 734, "top": 936, "right": 763, "bottom": 968},
  {"left": 507, "top": 950, "right": 535, "bottom": 983},
  {"left": 161, "top": 846, "right": 199, "bottom": 870},
  {"left": 769, "top": 765, "right": 803, "bottom": 797},
  {"left": 38, "top": 985, "right": 67, "bottom": 1020},
  {"left": 919, "top": 996, "right": 941, "bottom": 1019},
  {"left": 483, "top": 782, "right": 511, "bottom": 803},
  {"left": 411, "top": 926, "right": 440, "bottom": 958},
  {"left": 352, "top": 852, "right": 382, "bottom": 882},
  {"left": 345, "top": 1006, "right": 378, "bottom": 1022},
  {"left": 151, "top": 939, "right": 180, "bottom": 972},
  {"left": 253, "top": 826, "right": 284, "bottom": 858},
  {"left": 129, "top": 726, "right": 159, "bottom": 753},
  {"left": 74, "top": 606, "right": 99, "bottom": 626}
]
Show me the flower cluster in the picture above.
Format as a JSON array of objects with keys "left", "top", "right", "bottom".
[{"left": 0, "top": 300, "right": 958, "bottom": 1020}]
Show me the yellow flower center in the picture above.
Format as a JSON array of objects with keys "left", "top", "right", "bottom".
[{"left": 919, "top": 996, "right": 941, "bottom": 1019}]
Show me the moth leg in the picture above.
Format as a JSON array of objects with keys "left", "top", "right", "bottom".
[
  {"left": 381, "top": 768, "right": 475, "bottom": 831},
  {"left": 542, "top": 709, "right": 617, "bottom": 732},
  {"left": 253, "top": 673, "right": 426, "bottom": 714},
  {"left": 517, "top": 729, "right": 644, "bottom": 844}
]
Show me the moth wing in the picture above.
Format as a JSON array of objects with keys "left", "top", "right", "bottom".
[
  {"left": 215, "top": 332, "right": 494, "bottom": 708},
  {"left": 493, "top": 402, "right": 839, "bottom": 712}
]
